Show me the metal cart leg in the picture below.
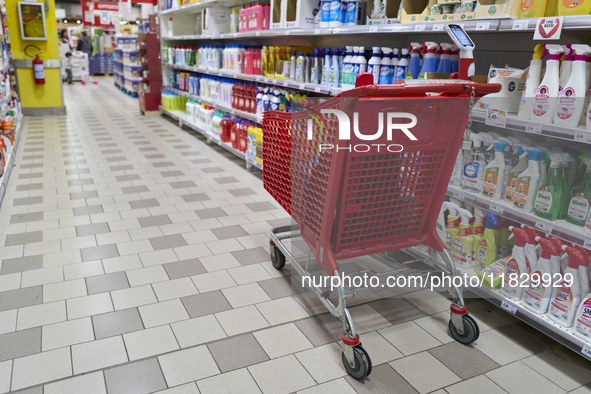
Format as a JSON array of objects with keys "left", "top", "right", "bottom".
[{"left": 439, "top": 249, "right": 480, "bottom": 345}]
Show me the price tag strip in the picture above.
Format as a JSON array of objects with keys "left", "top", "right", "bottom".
[
  {"left": 415, "top": 24, "right": 426, "bottom": 32},
  {"left": 432, "top": 24, "right": 444, "bottom": 31},
  {"left": 525, "top": 123, "right": 543, "bottom": 135},
  {"left": 535, "top": 220, "right": 553, "bottom": 233},
  {"left": 476, "top": 22, "right": 490, "bottom": 31},
  {"left": 501, "top": 298, "right": 518, "bottom": 315},
  {"left": 488, "top": 202, "right": 504, "bottom": 215},
  {"left": 486, "top": 108, "right": 508, "bottom": 128}
]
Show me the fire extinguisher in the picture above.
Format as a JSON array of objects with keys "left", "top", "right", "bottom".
[{"left": 33, "top": 55, "right": 45, "bottom": 84}]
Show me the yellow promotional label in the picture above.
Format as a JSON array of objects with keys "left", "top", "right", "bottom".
[{"left": 483, "top": 167, "right": 499, "bottom": 197}]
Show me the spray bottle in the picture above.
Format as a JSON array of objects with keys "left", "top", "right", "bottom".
[
  {"left": 354, "top": 46, "right": 367, "bottom": 82},
  {"left": 395, "top": 48, "right": 409, "bottom": 82},
  {"left": 514, "top": 147, "right": 546, "bottom": 212},
  {"left": 445, "top": 202, "right": 462, "bottom": 250},
  {"left": 450, "top": 45, "right": 459, "bottom": 73},
  {"left": 483, "top": 139, "right": 511, "bottom": 200},
  {"left": 378, "top": 47, "right": 393, "bottom": 85},
  {"left": 518, "top": 44, "right": 546, "bottom": 121},
  {"left": 547, "top": 235, "right": 569, "bottom": 276},
  {"left": 480, "top": 133, "right": 494, "bottom": 165},
  {"left": 390, "top": 48, "right": 399, "bottom": 83},
  {"left": 341, "top": 46, "right": 355, "bottom": 89},
  {"left": 368, "top": 47, "right": 381, "bottom": 84},
  {"left": 531, "top": 45, "right": 564, "bottom": 124},
  {"left": 462, "top": 134, "right": 486, "bottom": 193},
  {"left": 474, "top": 211, "right": 499, "bottom": 278},
  {"left": 567, "top": 156, "right": 591, "bottom": 227},
  {"left": 559, "top": 45, "right": 574, "bottom": 91},
  {"left": 498, "top": 218, "right": 512, "bottom": 258},
  {"left": 555, "top": 44, "right": 591, "bottom": 127},
  {"left": 573, "top": 289, "right": 591, "bottom": 343},
  {"left": 548, "top": 245, "right": 585, "bottom": 327},
  {"left": 436, "top": 202, "right": 449, "bottom": 246},
  {"left": 451, "top": 208, "right": 475, "bottom": 269},
  {"left": 406, "top": 43, "right": 422, "bottom": 80},
  {"left": 328, "top": 48, "right": 340, "bottom": 87},
  {"left": 418, "top": 42, "right": 438, "bottom": 79},
  {"left": 522, "top": 237, "right": 560, "bottom": 314},
  {"left": 532, "top": 151, "right": 565, "bottom": 221},
  {"left": 321, "top": 49, "right": 331, "bottom": 86},
  {"left": 436, "top": 43, "right": 452, "bottom": 74},
  {"left": 471, "top": 208, "right": 486, "bottom": 266},
  {"left": 501, "top": 227, "right": 534, "bottom": 300}
]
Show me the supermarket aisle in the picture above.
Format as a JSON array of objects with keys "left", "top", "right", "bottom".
[{"left": 1, "top": 78, "right": 591, "bottom": 394}]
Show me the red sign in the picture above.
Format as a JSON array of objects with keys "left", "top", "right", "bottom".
[{"left": 89, "top": 1, "right": 119, "bottom": 12}]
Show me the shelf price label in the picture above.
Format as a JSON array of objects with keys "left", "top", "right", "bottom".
[
  {"left": 582, "top": 345, "right": 591, "bottom": 359},
  {"left": 178, "top": 119, "right": 183, "bottom": 128},
  {"left": 452, "top": 190, "right": 464, "bottom": 201},
  {"left": 392, "top": 26, "right": 402, "bottom": 32},
  {"left": 525, "top": 123, "right": 542, "bottom": 134},
  {"left": 476, "top": 22, "right": 490, "bottom": 31},
  {"left": 415, "top": 24, "right": 426, "bottom": 32},
  {"left": 369, "top": 26, "right": 378, "bottom": 32},
  {"left": 584, "top": 239, "right": 591, "bottom": 249},
  {"left": 299, "top": 84, "right": 305, "bottom": 90},
  {"left": 512, "top": 20, "right": 529, "bottom": 30},
  {"left": 283, "top": 81, "right": 289, "bottom": 87},
  {"left": 501, "top": 298, "right": 518, "bottom": 315},
  {"left": 485, "top": 108, "right": 507, "bottom": 128},
  {"left": 488, "top": 202, "right": 504, "bottom": 215},
  {"left": 535, "top": 220, "right": 553, "bottom": 233},
  {"left": 329, "top": 88, "right": 340, "bottom": 96},
  {"left": 314, "top": 87, "right": 322, "bottom": 93},
  {"left": 432, "top": 24, "right": 444, "bottom": 31},
  {"left": 314, "top": 29, "right": 321, "bottom": 35},
  {"left": 285, "top": 30, "right": 291, "bottom": 35},
  {"left": 575, "top": 130, "right": 591, "bottom": 142}
]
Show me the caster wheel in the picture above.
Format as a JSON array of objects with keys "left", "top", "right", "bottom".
[
  {"left": 342, "top": 346, "right": 372, "bottom": 380},
  {"left": 206, "top": 139, "right": 213, "bottom": 145},
  {"left": 246, "top": 162, "right": 253, "bottom": 171},
  {"left": 270, "top": 246, "right": 285, "bottom": 270},
  {"left": 449, "top": 314, "right": 480, "bottom": 345}
]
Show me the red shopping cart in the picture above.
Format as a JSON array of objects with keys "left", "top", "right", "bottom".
[{"left": 263, "top": 76, "right": 501, "bottom": 380}]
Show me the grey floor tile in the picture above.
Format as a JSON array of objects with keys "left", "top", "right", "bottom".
[
  {"left": 229, "top": 188, "right": 256, "bottom": 197},
  {"left": 295, "top": 313, "right": 345, "bottom": 347},
  {"left": 170, "top": 181, "right": 196, "bottom": 189},
  {"left": 429, "top": 341, "right": 500, "bottom": 380},
  {"left": 20, "top": 163, "right": 43, "bottom": 169},
  {"left": 138, "top": 215, "right": 173, "bottom": 228},
  {"left": 246, "top": 202, "right": 277, "bottom": 212},
  {"left": 86, "top": 272, "right": 130, "bottom": 295},
  {"left": 10, "top": 212, "right": 44, "bottom": 224},
  {"left": 122, "top": 186, "right": 150, "bottom": 195},
  {"left": 73, "top": 205, "right": 104, "bottom": 217},
  {"left": 1, "top": 255, "right": 43, "bottom": 275},
  {"left": 116, "top": 174, "right": 141, "bottom": 182},
  {"left": 0, "top": 327, "right": 41, "bottom": 362},
  {"left": 202, "top": 167, "right": 224, "bottom": 174},
  {"left": 163, "top": 259, "right": 206, "bottom": 279},
  {"left": 214, "top": 177, "right": 238, "bottom": 184},
  {"left": 17, "top": 173, "right": 43, "bottom": 180},
  {"left": 5, "top": 231, "right": 43, "bottom": 246},
  {"left": 68, "top": 179, "right": 94, "bottom": 187},
  {"left": 15, "top": 184, "right": 43, "bottom": 192},
  {"left": 66, "top": 169, "right": 90, "bottom": 175},
  {"left": 345, "top": 364, "right": 418, "bottom": 394},
  {"left": 181, "top": 193, "right": 210, "bottom": 203},
  {"left": 182, "top": 291, "right": 232, "bottom": 318},
  {"left": 150, "top": 234, "right": 188, "bottom": 250},
  {"left": 160, "top": 170, "right": 184, "bottom": 177},
  {"left": 152, "top": 162, "right": 174, "bottom": 168},
  {"left": 104, "top": 358, "right": 167, "bottom": 394},
  {"left": 13, "top": 196, "right": 43, "bottom": 206},
  {"left": 92, "top": 308, "right": 144, "bottom": 340},
  {"left": 259, "top": 276, "right": 307, "bottom": 299},
  {"left": 70, "top": 191, "right": 99, "bottom": 200},
  {"left": 208, "top": 333, "right": 269, "bottom": 373},
  {"left": 145, "top": 154, "right": 165, "bottom": 159},
  {"left": 368, "top": 298, "right": 427, "bottom": 325},
  {"left": 192, "top": 158, "right": 212, "bottom": 165},
  {"left": 195, "top": 207, "right": 227, "bottom": 219},
  {"left": 130, "top": 199, "right": 160, "bottom": 209},
  {"left": 81, "top": 244, "right": 119, "bottom": 261},
  {"left": 231, "top": 247, "right": 270, "bottom": 266},
  {"left": 10, "top": 386, "right": 43, "bottom": 394},
  {"left": 211, "top": 225, "right": 249, "bottom": 240},
  {"left": 111, "top": 165, "right": 134, "bottom": 171}
]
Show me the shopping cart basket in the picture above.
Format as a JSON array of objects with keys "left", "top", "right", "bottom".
[{"left": 263, "top": 77, "right": 501, "bottom": 380}]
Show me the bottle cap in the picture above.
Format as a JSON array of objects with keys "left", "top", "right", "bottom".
[{"left": 536, "top": 237, "right": 560, "bottom": 258}]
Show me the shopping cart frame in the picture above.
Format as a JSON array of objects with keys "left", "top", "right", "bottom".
[{"left": 264, "top": 77, "right": 501, "bottom": 379}]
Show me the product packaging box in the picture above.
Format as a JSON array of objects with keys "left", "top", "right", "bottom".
[
  {"left": 475, "top": 0, "right": 519, "bottom": 19},
  {"left": 270, "top": 0, "right": 285, "bottom": 29},
  {"left": 365, "top": 0, "right": 402, "bottom": 25},
  {"left": 202, "top": 7, "right": 231, "bottom": 34},
  {"left": 285, "top": 0, "right": 317, "bottom": 28},
  {"left": 399, "top": 0, "right": 436, "bottom": 23}
]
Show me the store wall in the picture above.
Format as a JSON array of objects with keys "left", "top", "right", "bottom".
[{"left": 6, "top": 0, "right": 65, "bottom": 114}]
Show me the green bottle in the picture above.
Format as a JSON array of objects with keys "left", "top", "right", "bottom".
[
  {"left": 559, "top": 153, "right": 573, "bottom": 219},
  {"left": 533, "top": 152, "right": 563, "bottom": 221},
  {"left": 566, "top": 157, "right": 591, "bottom": 227}
]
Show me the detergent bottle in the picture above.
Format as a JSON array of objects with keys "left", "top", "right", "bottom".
[
  {"left": 501, "top": 227, "right": 533, "bottom": 300},
  {"left": 567, "top": 156, "right": 591, "bottom": 226},
  {"left": 505, "top": 144, "right": 530, "bottom": 203},
  {"left": 574, "top": 246, "right": 591, "bottom": 294},
  {"left": 310, "top": 47, "right": 321, "bottom": 85},
  {"left": 445, "top": 202, "right": 462, "bottom": 250},
  {"left": 518, "top": 45, "right": 546, "bottom": 121},
  {"left": 533, "top": 151, "right": 565, "bottom": 221},
  {"left": 479, "top": 133, "right": 494, "bottom": 165},
  {"left": 462, "top": 134, "right": 486, "bottom": 193},
  {"left": 558, "top": 0, "right": 591, "bottom": 17},
  {"left": 341, "top": 46, "right": 355, "bottom": 89},
  {"left": 548, "top": 245, "right": 585, "bottom": 327},
  {"left": 560, "top": 45, "right": 575, "bottom": 91},
  {"left": 555, "top": 44, "right": 591, "bottom": 127},
  {"left": 436, "top": 202, "right": 449, "bottom": 246},
  {"left": 471, "top": 208, "right": 486, "bottom": 266},
  {"left": 522, "top": 237, "right": 560, "bottom": 314},
  {"left": 395, "top": 48, "right": 409, "bottom": 82},
  {"left": 418, "top": 42, "right": 438, "bottom": 79},
  {"left": 483, "top": 139, "right": 511, "bottom": 200},
  {"left": 547, "top": 235, "right": 569, "bottom": 275},
  {"left": 574, "top": 290, "right": 591, "bottom": 344},
  {"left": 436, "top": 43, "right": 452, "bottom": 74},
  {"left": 498, "top": 218, "right": 512, "bottom": 257},
  {"left": 378, "top": 47, "right": 393, "bottom": 85},
  {"left": 474, "top": 211, "right": 500, "bottom": 278},
  {"left": 406, "top": 43, "right": 422, "bottom": 80},
  {"left": 519, "top": 0, "right": 547, "bottom": 18},
  {"left": 451, "top": 208, "right": 475, "bottom": 269},
  {"left": 580, "top": 55, "right": 591, "bottom": 125},
  {"left": 450, "top": 45, "right": 459, "bottom": 73},
  {"left": 514, "top": 147, "right": 546, "bottom": 212},
  {"left": 531, "top": 45, "right": 564, "bottom": 124},
  {"left": 328, "top": 48, "right": 340, "bottom": 87},
  {"left": 368, "top": 47, "right": 382, "bottom": 84},
  {"left": 321, "top": 49, "right": 331, "bottom": 86}
]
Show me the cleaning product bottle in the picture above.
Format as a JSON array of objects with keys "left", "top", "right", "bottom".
[
  {"left": 559, "top": 45, "right": 575, "bottom": 91},
  {"left": 505, "top": 144, "right": 530, "bottom": 203},
  {"left": 390, "top": 48, "right": 399, "bottom": 83},
  {"left": 480, "top": 133, "right": 495, "bottom": 165},
  {"left": 580, "top": 55, "right": 591, "bottom": 125},
  {"left": 548, "top": 245, "right": 585, "bottom": 327},
  {"left": 558, "top": 0, "right": 591, "bottom": 15},
  {"left": 451, "top": 208, "right": 475, "bottom": 269},
  {"left": 518, "top": 45, "right": 546, "bottom": 121},
  {"left": 395, "top": 48, "right": 408, "bottom": 82},
  {"left": 531, "top": 45, "right": 564, "bottom": 124},
  {"left": 418, "top": 42, "right": 438, "bottom": 79},
  {"left": 445, "top": 202, "right": 462, "bottom": 250},
  {"left": 450, "top": 45, "right": 459, "bottom": 73},
  {"left": 471, "top": 208, "right": 486, "bottom": 266},
  {"left": 370, "top": 0, "right": 381, "bottom": 19},
  {"left": 321, "top": 49, "right": 331, "bottom": 86},
  {"left": 378, "top": 47, "right": 393, "bottom": 85},
  {"left": 295, "top": 52, "right": 304, "bottom": 82},
  {"left": 519, "top": 0, "right": 547, "bottom": 18},
  {"left": 498, "top": 218, "right": 512, "bottom": 257},
  {"left": 436, "top": 202, "right": 450, "bottom": 247},
  {"left": 568, "top": 156, "right": 591, "bottom": 227},
  {"left": 555, "top": 44, "right": 591, "bottom": 127},
  {"left": 522, "top": 237, "right": 560, "bottom": 314},
  {"left": 328, "top": 48, "right": 340, "bottom": 87},
  {"left": 502, "top": 226, "right": 534, "bottom": 300},
  {"left": 533, "top": 151, "right": 564, "bottom": 221},
  {"left": 368, "top": 47, "right": 381, "bottom": 84},
  {"left": 483, "top": 139, "right": 511, "bottom": 200},
  {"left": 514, "top": 147, "right": 546, "bottom": 212},
  {"left": 406, "top": 43, "right": 422, "bottom": 80},
  {"left": 310, "top": 48, "right": 321, "bottom": 85},
  {"left": 356, "top": 46, "right": 367, "bottom": 78},
  {"left": 341, "top": 46, "right": 355, "bottom": 89},
  {"left": 436, "top": 43, "right": 452, "bottom": 74},
  {"left": 474, "top": 211, "right": 500, "bottom": 278},
  {"left": 462, "top": 134, "right": 486, "bottom": 193},
  {"left": 574, "top": 290, "right": 591, "bottom": 344}
]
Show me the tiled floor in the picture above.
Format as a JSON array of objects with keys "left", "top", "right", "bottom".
[{"left": 1, "top": 78, "right": 591, "bottom": 393}]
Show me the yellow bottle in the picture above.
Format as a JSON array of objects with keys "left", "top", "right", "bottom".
[
  {"left": 471, "top": 208, "right": 485, "bottom": 266},
  {"left": 474, "top": 211, "right": 500, "bottom": 278},
  {"left": 262, "top": 46, "right": 268, "bottom": 76},
  {"left": 269, "top": 47, "right": 276, "bottom": 78},
  {"left": 451, "top": 208, "right": 475, "bottom": 269},
  {"left": 545, "top": 0, "right": 558, "bottom": 15},
  {"left": 445, "top": 203, "right": 462, "bottom": 250},
  {"left": 519, "top": 0, "right": 547, "bottom": 18},
  {"left": 558, "top": 0, "right": 591, "bottom": 15},
  {"left": 256, "top": 127, "right": 263, "bottom": 164}
]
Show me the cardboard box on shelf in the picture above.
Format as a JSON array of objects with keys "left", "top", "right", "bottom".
[
  {"left": 270, "top": 0, "right": 285, "bottom": 29},
  {"left": 454, "top": 10, "right": 475, "bottom": 20},
  {"left": 285, "top": 0, "right": 316, "bottom": 29},
  {"left": 399, "top": 0, "right": 437, "bottom": 23},
  {"left": 365, "top": 0, "right": 401, "bottom": 25},
  {"left": 437, "top": 0, "right": 460, "bottom": 3},
  {"left": 475, "top": 0, "right": 519, "bottom": 19},
  {"left": 202, "top": 7, "right": 231, "bottom": 34}
]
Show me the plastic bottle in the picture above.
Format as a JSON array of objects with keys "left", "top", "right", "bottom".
[
  {"left": 329, "top": 0, "right": 342, "bottom": 27},
  {"left": 555, "top": 45, "right": 591, "bottom": 127},
  {"left": 389, "top": 48, "right": 399, "bottom": 83},
  {"left": 310, "top": 48, "right": 321, "bottom": 85},
  {"left": 514, "top": 147, "right": 546, "bottom": 212},
  {"left": 289, "top": 52, "right": 296, "bottom": 80},
  {"left": 483, "top": 139, "right": 511, "bottom": 200},
  {"left": 370, "top": 0, "right": 381, "bottom": 19},
  {"left": 548, "top": 245, "right": 585, "bottom": 327},
  {"left": 518, "top": 45, "right": 546, "bottom": 121},
  {"left": 321, "top": 49, "right": 331, "bottom": 86},
  {"left": 418, "top": 42, "right": 438, "bottom": 79},
  {"left": 531, "top": 45, "right": 564, "bottom": 124},
  {"left": 342, "top": 46, "right": 355, "bottom": 89},
  {"left": 294, "top": 52, "right": 304, "bottom": 82},
  {"left": 559, "top": 45, "right": 575, "bottom": 91},
  {"left": 436, "top": 43, "right": 452, "bottom": 74},
  {"left": 395, "top": 48, "right": 408, "bottom": 82},
  {"left": 532, "top": 152, "right": 564, "bottom": 221},
  {"left": 462, "top": 134, "right": 486, "bottom": 193},
  {"left": 329, "top": 49, "right": 340, "bottom": 87},
  {"left": 320, "top": 0, "right": 331, "bottom": 27},
  {"left": 450, "top": 45, "right": 459, "bottom": 73},
  {"left": 378, "top": 47, "right": 393, "bottom": 85},
  {"left": 167, "top": 17, "right": 173, "bottom": 37},
  {"left": 436, "top": 202, "right": 450, "bottom": 247},
  {"left": 557, "top": 0, "right": 591, "bottom": 14},
  {"left": 519, "top": 0, "right": 546, "bottom": 18},
  {"left": 354, "top": 46, "right": 367, "bottom": 82},
  {"left": 445, "top": 202, "right": 462, "bottom": 250},
  {"left": 470, "top": 208, "right": 485, "bottom": 266},
  {"left": 474, "top": 211, "right": 500, "bottom": 278},
  {"left": 406, "top": 43, "right": 421, "bottom": 79},
  {"left": 451, "top": 208, "right": 475, "bottom": 269},
  {"left": 522, "top": 237, "right": 560, "bottom": 314},
  {"left": 368, "top": 47, "right": 381, "bottom": 84},
  {"left": 502, "top": 227, "right": 534, "bottom": 300},
  {"left": 231, "top": 8, "right": 240, "bottom": 33},
  {"left": 480, "top": 133, "right": 494, "bottom": 165},
  {"left": 505, "top": 144, "right": 530, "bottom": 203}
]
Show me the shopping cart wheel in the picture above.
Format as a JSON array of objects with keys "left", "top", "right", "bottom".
[
  {"left": 270, "top": 246, "right": 286, "bottom": 270},
  {"left": 449, "top": 314, "right": 480, "bottom": 345},
  {"left": 342, "top": 346, "right": 372, "bottom": 380}
]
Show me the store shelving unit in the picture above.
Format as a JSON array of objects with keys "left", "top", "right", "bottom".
[
  {"left": 138, "top": 32, "right": 162, "bottom": 114},
  {"left": 0, "top": 115, "right": 22, "bottom": 207}
]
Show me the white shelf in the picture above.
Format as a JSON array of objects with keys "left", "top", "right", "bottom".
[
  {"left": 447, "top": 185, "right": 591, "bottom": 249},
  {"left": 159, "top": 0, "right": 224, "bottom": 15},
  {"left": 405, "top": 246, "right": 591, "bottom": 362},
  {"left": 1, "top": 91, "right": 14, "bottom": 115},
  {"left": 472, "top": 110, "right": 591, "bottom": 144},
  {"left": 163, "top": 62, "right": 340, "bottom": 96},
  {"left": 498, "top": 15, "right": 591, "bottom": 31},
  {"left": 0, "top": 115, "right": 22, "bottom": 208}
]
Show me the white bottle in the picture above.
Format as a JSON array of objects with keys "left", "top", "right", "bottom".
[
  {"left": 295, "top": 52, "right": 304, "bottom": 82},
  {"left": 356, "top": 46, "right": 367, "bottom": 76},
  {"left": 518, "top": 45, "right": 544, "bottom": 121},
  {"left": 321, "top": 49, "right": 331, "bottom": 86},
  {"left": 378, "top": 47, "right": 392, "bottom": 85},
  {"left": 390, "top": 48, "right": 399, "bottom": 83},
  {"left": 341, "top": 46, "right": 355, "bottom": 89},
  {"left": 522, "top": 236, "right": 561, "bottom": 314},
  {"left": 367, "top": 47, "right": 381, "bottom": 85},
  {"left": 548, "top": 245, "right": 585, "bottom": 327},
  {"left": 559, "top": 45, "right": 574, "bottom": 91},
  {"left": 377, "top": 0, "right": 386, "bottom": 18},
  {"left": 580, "top": 56, "right": 591, "bottom": 125},
  {"left": 554, "top": 44, "right": 591, "bottom": 127},
  {"left": 462, "top": 134, "right": 486, "bottom": 193},
  {"left": 328, "top": 49, "right": 340, "bottom": 88},
  {"left": 482, "top": 139, "right": 510, "bottom": 200},
  {"left": 370, "top": 0, "right": 381, "bottom": 19},
  {"left": 167, "top": 17, "right": 173, "bottom": 37},
  {"left": 513, "top": 147, "right": 545, "bottom": 213},
  {"left": 574, "top": 292, "right": 591, "bottom": 344},
  {"left": 289, "top": 52, "right": 296, "bottom": 80},
  {"left": 531, "top": 45, "right": 564, "bottom": 124},
  {"left": 395, "top": 48, "right": 408, "bottom": 81},
  {"left": 501, "top": 226, "right": 532, "bottom": 301}
]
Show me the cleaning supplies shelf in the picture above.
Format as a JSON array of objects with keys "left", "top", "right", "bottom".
[
  {"left": 404, "top": 246, "right": 591, "bottom": 362},
  {"left": 0, "top": 115, "right": 22, "bottom": 208},
  {"left": 446, "top": 185, "right": 591, "bottom": 250}
]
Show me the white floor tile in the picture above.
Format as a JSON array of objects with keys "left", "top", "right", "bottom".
[
  {"left": 216, "top": 305, "right": 270, "bottom": 336},
  {"left": 154, "top": 383, "right": 199, "bottom": 394},
  {"left": 123, "top": 325, "right": 180, "bottom": 361},
  {"left": 295, "top": 343, "right": 347, "bottom": 384},
  {"left": 191, "top": 270, "right": 237, "bottom": 293},
  {"left": 0, "top": 360, "right": 11, "bottom": 394},
  {"left": 11, "top": 347, "right": 72, "bottom": 391},
  {"left": 255, "top": 297, "right": 310, "bottom": 325},
  {"left": 158, "top": 346, "right": 220, "bottom": 387},
  {"left": 152, "top": 277, "right": 198, "bottom": 301},
  {"left": 297, "top": 378, "right": 356, "bottom": 394},
  {"left": 102, "top": 254, "right": 143, "bottom": 274},
  {"left": 197, "top": 368, "right": 262, "bottom": 394},
  {"left": 390, "top": 351, "right": 461, "bottom": 394},
  {"left": 43, "top": 279, "right": 87, "bottom": 303},
  {"left": 21, "top": 266, "right": 63, "bottom": 288},
  {"left": 171, "top": 314, "right": 227, "bottom": 348},
  {"left": 139, "top": 299, "right": 190, "bottom": 328},
  {"left": 253, "top": 323, "right": 314, "bottom": 359},
  {"left": 126, "top": 265, "right": 169, "bottom": 287},
  {"left": 228, "top": 264, "right": 273, "bottom": 285},
  {"left": 72, "top": 335, "right": 128, "bottom": 374},
  {"left": 222, "top": 283, "right": 271, "bottom": 308},
  {"left": 67, "top": 292, "right": 114, "bottom": 319},
  {"left": 16, "top": 300, "right": 67, "bottom": 330},
  {"left": 0, "top": 310, "right": 17, "bottom": 335},
  {"left": 45, "top": 371, "right": 106, "bottom": 394},
  {"left": 486, "top": 361, "right": 565, "bottom": 394},
  {"left": 111, "top": 284, "right": 158, "bottom": 310},
  {"left": 199, "top": 253, "right": 242, "bottom": 272},
  {"left": 248, "top": 355, "right": 316, "bottom": 394},
  {"left": 42, "top": 317, "right": 95, "bottom": 351},
  {"left": 378, "top": 321, "right": 441, "bottom": 356}
]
